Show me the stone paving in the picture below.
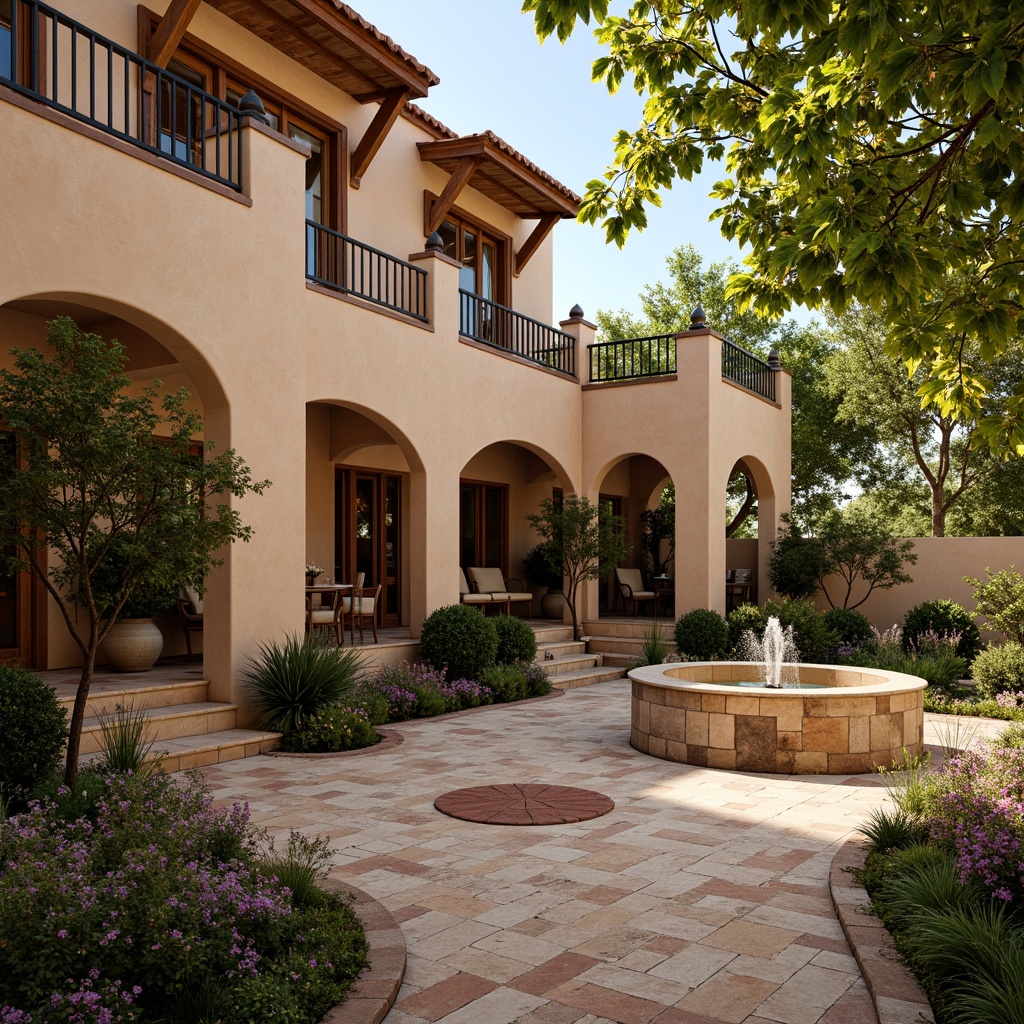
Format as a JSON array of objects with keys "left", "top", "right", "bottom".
[{"left": 198, "top": 681, "right": 1005, "bottom": 1024}]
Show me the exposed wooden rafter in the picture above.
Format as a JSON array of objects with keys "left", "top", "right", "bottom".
[
  {"left": 425, "top": 156, "right": 480, "bottom": 235},
  {"left": 350, "top": 87, "right": 409, "bottom": 187},
  {"left": 146, "top": 0, "right": 202, "bottom": 67},
  {"left": 514, "top": 214, "right": 560, "bottom": 276}
]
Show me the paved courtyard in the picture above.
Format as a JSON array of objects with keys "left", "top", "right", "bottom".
[{"left": 198, "top": 681, "right": 988, "bottom": 1024}]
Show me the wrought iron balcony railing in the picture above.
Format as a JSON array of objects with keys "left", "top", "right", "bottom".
[
  {"left": 306, "top": 221, "right": 428, "bottom": 322},
  {"left": 721, "top": 338, "right": 777, "bottom": 401},
  {"left": 459, "top": 291, "right": 576, "bottom": 378},
  {"left": 1, "top": 0, "right": 244, "bottom": 190},
  {"left": 588, "top": 334, "right": 678, "bottom": 383}
]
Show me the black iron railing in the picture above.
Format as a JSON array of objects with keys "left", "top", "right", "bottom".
[
  {"left": 0, "top": 0, "right": 243, "bottom": 190},
  {"left": 722, "top": 338, "right": 777, "bottom": 401},
  {"left": 306, "top": 221, "right": 428, "bottom": 322},
  {"left": 460, "top": 291, "right": 576, "bottom": 377},
  {"left": 588, "top": 334, "right": 677, "bottom": 382}
]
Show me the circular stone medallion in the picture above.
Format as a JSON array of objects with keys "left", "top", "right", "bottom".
[{"left": 434, "top": 784, "right": 614, "bottom": 826}]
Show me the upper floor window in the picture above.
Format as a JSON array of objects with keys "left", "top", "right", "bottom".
[
  {"left": 437, "top": 213, "right": 507, "bottom": 305},
  {"left": 1, "top": 0, "right": 12, "bottom": 82}
]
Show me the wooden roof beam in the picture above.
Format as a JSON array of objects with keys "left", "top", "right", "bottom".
[
  {"left": 146, "top": 0, "right": 202, "bottom": 68},
  {"left": 425, "top": 156, "right": 480, "bottom": 236},
  {"left": 514, "top": 214, "right": 560, "bottom": 276},
  {"left": 350, "top": 87, "right": 409, "bottom": 188}
]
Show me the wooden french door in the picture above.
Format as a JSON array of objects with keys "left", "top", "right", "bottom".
[
  {"left": 334, "top": 469, "right": 402, "bottom": 628},
  {"left": 599, "top": 493, "right": 623, "bottom": 613},
  {"left": 459, "top": 480, "right": 508, "bottom": 574}
]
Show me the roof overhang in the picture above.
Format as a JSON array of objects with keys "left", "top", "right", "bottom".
[
  {"left": 417, "top": 133, "right": 580, "bottom": 221},
  {"left": 202, "top": 0, "right": 438, "bottom": 101}
]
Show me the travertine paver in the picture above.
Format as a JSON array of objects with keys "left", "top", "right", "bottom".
[{"left": 197, "top": 679, "right": 964, "bottom": 1024}]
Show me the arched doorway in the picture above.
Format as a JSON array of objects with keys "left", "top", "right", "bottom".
[{"left": 724, "top": 456, "right": 776, "bottom": 611}]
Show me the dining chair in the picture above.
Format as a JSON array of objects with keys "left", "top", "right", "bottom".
[
  {"left": 349, "top": 583, "right": 382, "bottom": 645},
  {"left": 307, "top": 590, "right": 344, "bottom": 644}
]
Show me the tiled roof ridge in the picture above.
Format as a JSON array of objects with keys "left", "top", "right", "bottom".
[
  {"left": 404, "top": 102, "right": 459, "bottom": 140},
  {"left": 327, "top": 1, "right": 440, "bottom": 87}
]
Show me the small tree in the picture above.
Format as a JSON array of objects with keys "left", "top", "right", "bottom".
[
  {"left": 768, "top": 516, "right": 828, "bottom": 600},
  {"left": 966, "top": 566, "right": 1024, "bottom": 643},
  {"left": 527, "top": 495, "right": 629, "bottom": 641},
  {"left": 0, "top": 318, "right": 268, "bottom": 785},
  {"left": 637, "top": 484, "right": 674, "bottom": 579}
]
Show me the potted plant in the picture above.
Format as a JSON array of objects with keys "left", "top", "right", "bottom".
[{"left": 522, "top": 542, "right": 565, "bottom": 619}]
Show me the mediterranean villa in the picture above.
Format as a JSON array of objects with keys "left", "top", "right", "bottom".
[{"left": 0, "top": 0, "right": 791, "bottom": 725}]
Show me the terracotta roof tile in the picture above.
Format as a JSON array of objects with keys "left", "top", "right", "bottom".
[
  {"left": 327, "top": 1, "right": 439, "bottom": 87},
  {"left": 478, "top": 129, "right": 581, "bottom": 206},
  {"left": 404, "top": 102, "right": 458, "bottom": 140}
]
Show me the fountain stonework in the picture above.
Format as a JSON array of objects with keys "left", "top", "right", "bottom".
[{"left": 629, "top": 662, "right": 927, "bottom": 775}]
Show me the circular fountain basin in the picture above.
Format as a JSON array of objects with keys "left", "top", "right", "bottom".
[{"left": 629, "top": 662, "right": 926, "bottom": 775}]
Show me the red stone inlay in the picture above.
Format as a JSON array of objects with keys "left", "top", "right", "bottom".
[{"left": 434, "top": 784, "right": 614, "bottom": 825}]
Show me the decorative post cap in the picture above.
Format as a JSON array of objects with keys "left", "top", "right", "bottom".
[
  {"left": 568, "top": 303, "right": 585, "bottom": 319},
  {"left": 425, "top": 231, "right": 444, "bottom": 252},
  {"left": 768, "top": 348, "right": 781, "bottom": 369},
  {"left": 690, "top": 304, "right": 707, "bottom": 328},
  {"left": 238, "top": 88, "right": 269, "bottom": 124}
]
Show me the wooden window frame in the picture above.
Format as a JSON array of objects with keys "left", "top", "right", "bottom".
[
  {"left": 139, "top": 6, "right": 347, "bottom": 232},
  {"left": 424, "top": 192, "right": 512, "bottom": 306},
  {"left": 459, "top": 479, "right": 509, "bottom": 576}
]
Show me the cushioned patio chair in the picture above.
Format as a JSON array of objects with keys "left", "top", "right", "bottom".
[
  {"left": 177, "top": 587, "right": 204, "bottom": 661},
  {"left": 459, "top": 568, "right": 494, "bottom": 612},
  {"left": 307, "top": 589, "right": 345, "bottom": 645},
  {"left": 615, "top": 568, "right": 657, "bottom": 616},
  {"left": 467, "top": 566, "right": 532, "bottom": 617},
  {"left": 348, "top": 583, "right": 382, "bottom": 645}
]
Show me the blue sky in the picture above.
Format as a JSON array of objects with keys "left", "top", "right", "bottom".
[{"left": 354, "top": 0, "right": 748, "bottom": 327}]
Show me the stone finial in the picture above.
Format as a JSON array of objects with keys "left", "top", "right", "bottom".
[
  {"left": 237, "top": 88, "right": 269, "bottom": 124},
  {"left": 690, "top": 304, "right": 707, "bottom": 328},
  {"left": 569, "top": 303, "right": 585, "bottom": 320},
  {"left": 768, "top": 348, "right": 781, "bottom": 370},
  {"left": 425, "top": 232, "right": 444, "bottom": 252}
]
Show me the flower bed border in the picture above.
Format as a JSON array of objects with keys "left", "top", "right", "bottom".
[
  {"left": 321, "top": 878, "right": 406, "bottom": 1024},
  {"left": 829, "top": 837, "right": 934, "bottom": 1024}
]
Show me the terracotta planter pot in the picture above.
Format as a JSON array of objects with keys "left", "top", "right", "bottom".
[
  {"left": 102, "top": 618, "right": 164, "bottom": 672},
  {"left": 540, "top": 590, "right": 566, "bottom": 620}
]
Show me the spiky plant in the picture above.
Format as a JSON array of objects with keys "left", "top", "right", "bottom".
[
  {"left": 96, "top": 702, "right": 159, "bottom": 776},
  {"left": 855, "top": 805, "right": 928, "bottom": 853}
]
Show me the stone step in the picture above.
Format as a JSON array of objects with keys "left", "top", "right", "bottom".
[
  {"left": 582, "top": 620, "right": 674, "bottom": 640},
  {"left": 543, "top": 653, "right": 602, "bottom": 675},
  {"left": 57, "top": 679, "right": 210, "bottom": 717},
  {"left": 81, "top": 728, "right": 281, "bottom": 773},
  {"left": 601, "top": 653, "right": 636, "bottom": 671},
  {"left": 549, "top": 665, "right": 626, "bottom": 690},
  {"left": 79, "top": 701, "right": 238, "bottom": 755},
  {"left": 530, "top": 624, "right": 575, "bottom": 644},
  {"left": 585, "top": 636, "right": 651, "bottom": 657},
  {"left": 535, "top": 639, "right": 587, "bottom": 662}
]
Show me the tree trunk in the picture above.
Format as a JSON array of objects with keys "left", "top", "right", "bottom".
[
  {"left": 64, "top": 647, "right": 97, "bottom": 788},
  {"left": 931, "top": 486, "right": 945, "bottom": 537}
]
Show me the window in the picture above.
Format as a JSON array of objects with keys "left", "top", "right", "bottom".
[
  {"left": 159, "top": 58, "right": 209, "bottom": 164},
  {"left": 460, "top": 481, "right": 507, "bottom": 572},
  {"left": 1, "top": 0, "right": 13, "bottom": 82},
  {"left": 437, "top": 213, "right": 506, "bottom": 304}
]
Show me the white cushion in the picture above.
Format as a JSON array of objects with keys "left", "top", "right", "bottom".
[
  {"left": 461, "top": 593, "right": 491, "bottom": 604},
  {"left": 353, "top": 599, "right": 376, "bottom": 614},
  {"left": 508, "top": 593, "right": 532, "bottom": 603},
  {"left": 459, "top": 568, "right": 472, "bottom": 596},
  {"left": 616, "top": 568, "right": 646, "bottom": 592},
  {"left": 310, "top": 609, "right": 336, "bottom": 624},
  {"left": 183, "top": 586, "right": 203, "bottom": 615},
  {"left": 469, "top": 567, "right": 507, "bottom": 594}
]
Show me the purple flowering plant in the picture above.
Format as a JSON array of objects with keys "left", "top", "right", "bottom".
[{"left": 355, "top": 662, "right": 493, "bottom": 723}]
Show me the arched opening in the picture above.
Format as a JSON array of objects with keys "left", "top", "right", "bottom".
[
  {"left": 593, "top": 454, "right": 674, "bottom": 618},
  {"left": 724, "top": 456, "right": 776, "bottom": 611},
  {"left": 460, "top": 440, "right": 571, "bottom": 618},
  {"left": 305, "top": 401, "right": 425, "bottom": 630},
  {"left": 0, "top": 293, "right": 229, "bottom": 670}
]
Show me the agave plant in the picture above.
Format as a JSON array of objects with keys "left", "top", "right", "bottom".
[{"left": 243, "top": 634, "right": 363, "bottom": 734}]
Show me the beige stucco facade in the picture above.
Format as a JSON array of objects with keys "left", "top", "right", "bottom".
[{"left": 0, "top": 0, "right": 791, "bottom": 716}]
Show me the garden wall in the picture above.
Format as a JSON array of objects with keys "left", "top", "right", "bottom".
[{"left": 817, "top": 536, "right": 1024, "bottom": 634}]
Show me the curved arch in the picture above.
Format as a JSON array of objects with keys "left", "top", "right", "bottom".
[
  {"left": 308, "top": 398, "right": 426, "bottom": 474},
  {"left": 2, "top": 291, "right": 230, "bottom": 410},
  {"left": 722, "top": 454, "right": 776, "bottom": 506},
  {"left": 460, "top": 438, "right": 574, "bottom": 493}
]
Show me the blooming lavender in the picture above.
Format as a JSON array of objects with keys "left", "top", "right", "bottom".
[
  {"left": 360, "top": 662, "right": 494, "bottom": 720},
  {"left": 995, "top": 690, "right": 1024, "bottom": 710}
]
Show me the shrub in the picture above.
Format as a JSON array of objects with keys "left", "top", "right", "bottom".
[
  {"left": 856, "top": 807, "right": 929, "bottom": 852},
  {"left": 96, "top": 703, "right": 158, "bottom": 776},
  {"left": 727, "top": 603, "right": 767, "bottom": 654},
  {"left": 636, "top": 621, "right": 671, "bottom": 666},
  {"left": 480, "top": 663, "right": 530, "bottom": 702},
  {"left": 822, "top": 608, "right": 874, "bottom": 648},
  {"left": 521, "top": 542, "right": 562, "bottom": 590},
  {"left": 997, "top": 722, "right": 1024, "bottom": 749},
  {"left": 730, "top": 599, "right": 835, "bottom": 663},
  {"left": 966, "top": 565, "right": 1024, "bottom": 643},
  {"left": 280, "top": 706, "right": 380, "bottom": 753},
  {"left": 260, "top": 830, "right": 333, "bottom": 908},
  {"left": 243, "top": 634, "right": 363, "bottom": 733},
  {"left": 420, "top": 604, "right": 498, "bottom": 681},
  {"left": 903, "top": 600, "right": 981, "bottom": 664},
  {"left": 768, "top": 526, "right": 827, "bottom": 600},
  {"left": 0, "top": 665, "right": 67, "bottom": 812},
  {"left": 493, "top": 614, "right": 537, "bottom": 665},
  {"left": 357, "top": 662, "right": 494, "bottom": 722},
  {"left": 524, "top": 664, "right": 553, "bottom": 697},
  {"left": 674, "top": 609, "right": 729, "bottom": 660},
  {"left": 972, "top": 641, "right": 1024, "bottom": 698}
]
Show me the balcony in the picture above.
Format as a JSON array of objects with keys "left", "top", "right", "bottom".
[
  {"left": 459, "top": 290, "right": 576, "bottom": 378},
  {"left": 588, "top": 333, "right": 778, "bottom": 402},
  {"left": 306, "top": 221, "right": 428, "bottom": 322},
  {"left": 1, "top": 0, "right": 244, "bottom": 190}
]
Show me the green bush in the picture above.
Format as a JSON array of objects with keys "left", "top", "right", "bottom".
[
  {"left": 280, "top": 706, "right": 380, "bottom": 753},
  {"left": 524, "top": 663, "right": 553, "bottom": 697},
  {"left": 96, "top": 702, "right": 158, "bottom": 776},
  {"left": 420, "top": 604, "right": 498, "bottom": 681},
  {"left": 729, "top": 599, "right": 835, "bottom": 663},
  {"left": 521, "top": 542, "right": 563, "bottom": 590},
  {"left": 971, "top": 641, "right": 1024, "bottom": 697},
  {"left": 480, "top": 663, "right": 529, "bottom": 702},
  {"left": 727, "top": 603, "right": 767, "bottom": 653},
  {"left": 0, "top": 665, "right": 67, "bottom": 811},
  {"left": 903, "top": 599, "right": 981, "bottom": 664},
  {"left": 966, "top": 565, "right": 1024, "bottom": 643},
  {"left": 768, "top": 528, "right": 827, "bottom": 600},
  {"left": 243, "top": 634, "right": 363, "bottom": 733},
  {"left": 822, "top": 608, "right": 874, "bottom": 648},
  {"left": 493, "top": 614, "right": 537, "bottom": 665},
  {"left": 856, "top": 807, "right": 929, "bottom": 852},
  {"left": 674, "top": 609, "right": 729, "bottom": 659}
]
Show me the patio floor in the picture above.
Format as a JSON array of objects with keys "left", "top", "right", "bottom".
[{"left": 194, "top": 680, "right": 1004, "bottom": 1024}]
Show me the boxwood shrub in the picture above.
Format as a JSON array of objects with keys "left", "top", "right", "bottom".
[
  {"left": 674, "top": 609, "right": 729, "bottom": 660},
  {"left": 493, "top": 614, "right": 538, "bottom": 665},
  {"left": 971, "top": 641, "right": 1024, "bottom": 698},
  {"left": 419, "top": 604, "right": 498, "bottom": 681}
]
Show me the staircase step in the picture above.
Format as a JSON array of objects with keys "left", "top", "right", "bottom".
[
  {"left": 81, "top": 728, "right": 281, "bottom": 773},
  {"left": 57, "top": 679, "right": 210, "bottom": 716},
  {"left": 601, "top": 653, "right": 636, "bottom": 670},
  {"left": 536, "top": 640, "right": 587, "bottom": 662},
  {"left": 549, "top": 665, "right": 626, "bottom": 690},
  {"left": 582, "top": 620, "right": 674, "bottom": 640},
  {"left": 543, "top": 653, "right": 602, "bottom": 675},
  {"left": 530, "top": 624, "right": 575, "bottom": 644},
  {"left": 79, "top": 701, "right": 238, "bottom": 754}
]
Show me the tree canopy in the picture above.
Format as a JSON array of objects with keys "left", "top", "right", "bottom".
[{"left": 525, "top": 0, "right": 1024, "bottom": 447}]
